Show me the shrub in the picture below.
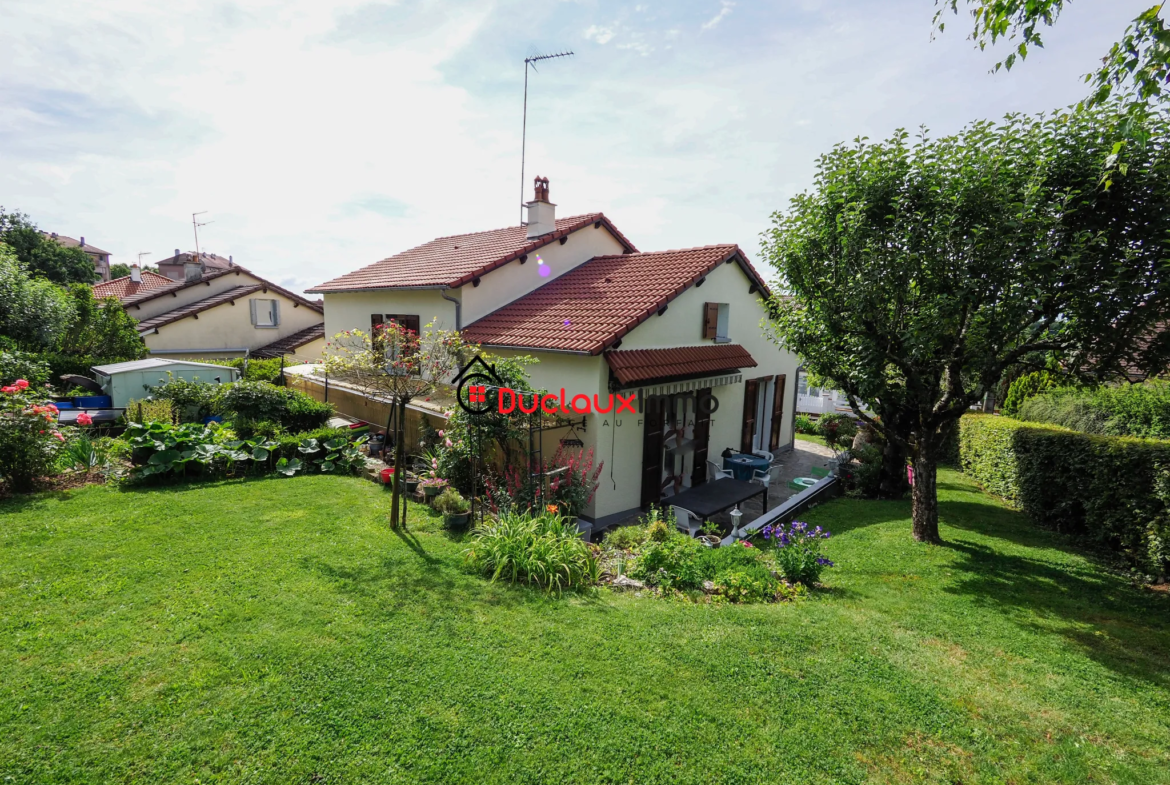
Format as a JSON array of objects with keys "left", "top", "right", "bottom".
[
  {"left": 433, "top": 487, "right": 470, "bottom": 515},
  {"left": 631, "top": 533, "right": 788, "bottom": 601},
  {"left": 844, "top": 442, "right": 884, "bottom": 498},
  {"left": 817, "top": 413, "right": 857, "bottom": 451},
  {"left": 760, "top": 520, "right": 835, "bottom": 585},
  {"left": 960, "top": 415, "right": 1170, "bottom": 577},
  {"left": 1001, "top": 371, "right": 1058, "bottom": 416},
  {"left": 216, "top": 381, "right": 332, "bottom": 433},
  {"left": 629, "top": 531, "right": 709, "bottom": 590},
  {"left": 546, "top": 447, "right": 603, "bottom": 517},
  {"left": 232, "top": 419, "right": 285, "bottom": 441},
  {"left": 283, "top": 392, "right": 333, "bottom": 433},
  {"left": 463, "top": 511, "right": 598, "bottom": 592},
  {"left": 192, "top": 356, "right": 287, "bottom": 384},
  {"left": 604, "top": 524, "right": 649, "bottom": 551},
  {"left": 642, "top": 504, "right": 675, "bottom": 542},
  {"left": 125, "top": 398, "right": 176, "bottom": 425},
  {"left": 0, "top": 351, "right": 50, "bottom": 387},
  {"left": 271, "top": 426, "right": 351, "bottom": 462},
  {"left": 1017, "top": 380, "right": 1170, "bottom": 440},
  {"left": 148, "top": 376, "right": 221, "bottom": 422},
  {"left": 794, "top": 413, "right": 818, "bottom": 435},
  {"left": 0, "top": 381, "right": 65, "bottom": 490}
]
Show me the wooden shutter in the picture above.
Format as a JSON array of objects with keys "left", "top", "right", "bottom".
[
  {"left": 249, "top": 299, "right": 258, "bottom": 325},
  {"left": 271, "top": 300, "right": 281, "bottom": 326},
  {"left": 640, "top": 396, "right": 665, "bottom": 508},
  {"left": 691, "top": 388, "right": 713, "bottom": 487},
  {"left": 769, "top": 374, "right": 786, "bottom": 452},
  {"left": 740, "top": 379, "right": 759, "bottom": 453},
  {"left": 702, "top": 302, "right": 719, "bottom": 339}
]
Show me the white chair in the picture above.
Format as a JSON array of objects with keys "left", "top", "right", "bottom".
[
  {"left": 671, "top": 506, "right": 702, "bottom": 538},
  {"left": 707, "top": 460, "right": 733, "bottom": 482},
  {"left": 751, "top": 463, "right": 779, "bottom": 491},
  {"left": 752, "top": 449, "right": 774, "bottom": 463}
]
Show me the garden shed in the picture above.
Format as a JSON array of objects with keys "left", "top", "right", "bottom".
[{"left": 91, "top": 358, "right": 240, "bottom": 408}]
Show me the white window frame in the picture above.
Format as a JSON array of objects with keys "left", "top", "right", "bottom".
[
  {"left": 250, "top": 298, "right": 280, "bottom": 329},
  {"left": 715, "top": 303, "right": 730, "bottom": 343}
]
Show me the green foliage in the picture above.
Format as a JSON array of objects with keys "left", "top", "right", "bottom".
[
  {"left": 794, "top": 413, "right": 817, "bottom": 435},
  {"left": 463, "top": 511, "right": 598, "bottom": 592},
  {"left": 0, "top": 210, "right": 97, "bottom": 284},
  {"left": 59, "top": 432, "right": 121, "bottom": 477},
  {"left": 125, "top": 397, "right": 175, "bottom": 426},
  {"left": 0, "top": 385, "right": 65, "bottom": 491},
  {"left": 216, "top": 381, "right": 332, "bottom": 433},
  {"left": 432, "top": 487, "right": 470, "bottom": 515},
  {"left": 630, "top": 533, "right": 785, "bottom": 601},
  {"left": 1001, "top": 371, "right": 1059, "bottom": 417},
  {"left": 933, "top": 2, "right": 1170, "bottom": 112},
  {"left": 0, "top": 351, "right": 50, "bottom": 387},
  {"left": 1018, "top": 380, "right": 1170, "bottom": 440},
  {"left": 960, "top": 415, "right": 1170, "bottom": 576},
  {"left": 0, "top": 244, "right": 77, "bottom": 349},
  {"left": 192, "top": 356, "right": 287, "bottom": 384},
  {"left": 640, "top": 504, "right": 675, "bottom": 543},
  {"left": 763, "top": 106, "right": 1170, "bottom": 540},
  {"left": 760, "top": 521, "right": 835, "bottom": 585},
  {"left": 816, "top": 413, "right": 857, "bottom": 451},
  {"left": 603, "top": 524, "right": 650, "bottom": 551},
  {"left": 148, "top": 376, "right": 222, "bottom": 422},
  {"left": 233, "top": 419, "right": 285, "bottom": 441},
  {"left": 270, "top": 426, "right": 351, "bottom": 462},
  {"left": 59, "top": 285, "right": 147, "bottom": 361}
]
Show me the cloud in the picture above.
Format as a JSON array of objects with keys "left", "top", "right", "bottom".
[
  {"left": 701, "top": 1, "right": 734, "bottom": 32},
  {"left": 584, "top": 25, "right": 615, "bottom": 45}
]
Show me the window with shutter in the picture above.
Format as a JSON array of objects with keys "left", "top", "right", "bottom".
[
  {"left": 250, "top": 299, "right": 279, "bottom": 328},
  {"left": 703, "top": 302, "right": 719, "bottom": 339},
  {"left": 769, "top": 375, "right": 787, "bottom": 452},
  {"left": 740, "top": 379, "right": 759, "bottom": 453}
]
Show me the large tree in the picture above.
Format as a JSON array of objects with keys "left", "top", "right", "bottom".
[
  {"left": 762, "top": 106, "right": 1170, "bottom": 543},
  {"left": 0, "top": 209, "right": 97, "bottom": 285},
  {"left": 0, "top": 243, "right": 77, "bottom": 349},
  {"left": 934, "top": 1, "right": 1170, "bottom": 110}
]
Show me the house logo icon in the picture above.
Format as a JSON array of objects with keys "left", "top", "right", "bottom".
[{"left": 452, "top": 355, "right": 504, "bottom": 416}]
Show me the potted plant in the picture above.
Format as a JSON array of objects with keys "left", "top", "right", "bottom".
[
  {"left": 420, "top": 476, "right": 447, "bottom": 499},
  {"left": 404, "top": 473, "right": 420, "bottom": 494},
  {"left": 433, "top": 487, "right": 471, "bottom": 528}
]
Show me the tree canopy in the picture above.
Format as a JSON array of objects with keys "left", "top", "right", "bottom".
[
  {"left": 762, "top": 105, "right": 1170, "bottom": 543},
  {"left": 0, "top": 209, "right": 97, "bottom": 285},
  {"left": 934, "top": 1, "right": 1170, "bottom": 110},
  {"left": 0, "top": 243, "right": 77, "bottom": 349}
]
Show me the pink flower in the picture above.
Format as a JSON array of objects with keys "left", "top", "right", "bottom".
[
  {"left": 77, "top": 412, "right": 94, "bottom": 426},
  {"left": 14, "top": 379, "right": 29, "bottom": 390},
  {"left": 1, "top": 386, "right": 16, "bottom": 394},
  {"left": 46, "top": 403, "right": 58, "bottom": 414},
  {"left": 444, "top": 438, "right": 453, "bottom": 448},
  {"left": 52, "top": 432, "right": 65, "bottom": 442},
  {"left": 741, "top": 541, "right": 754, "bottom": 548}
]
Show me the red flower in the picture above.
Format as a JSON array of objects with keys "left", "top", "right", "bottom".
[
  {"left": 14, "top": 379, "right": 29, "bottom": 390},
  {"left": 1, "top": 386, "right": 15, "bottom": 394},
  {"left": 77, "top": 412, "right": 94, "bottom": 426}
]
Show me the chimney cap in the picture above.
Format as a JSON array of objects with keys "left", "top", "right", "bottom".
[{"left": 532, "top": 176, "right": 550, "bottom": 203}]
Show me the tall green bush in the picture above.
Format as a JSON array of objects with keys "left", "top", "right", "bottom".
[
  {"left": 0, "top": 351, "right": 50, "bottom": 387},
  {"left": 960, "top": 415, "right": 1170, "bottom": 577},
  {"left": 1018, "top": 380, "right": 1170, "bottom": 440},
  {"left": 1001, "top": 371, "right": 1058, "bottom": 416}
]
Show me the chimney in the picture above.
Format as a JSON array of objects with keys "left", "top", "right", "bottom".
[
  {"left": 130, "top": 264, "right": 142, "bottom": 283},
  {"left": 229, "top": 255, "right": 233, "bottom": 266},
  {"left": 525, "top": 176, "right": 556, "bottom": 239},
  {"left": 80, "top": 236, "right": 85, "bottom": 248},
  {"left": 184, "top": 261, "right": 202, "bottom": 282},
  {"left": 174, "top": 248, "right": 181, "bottom": 260}
]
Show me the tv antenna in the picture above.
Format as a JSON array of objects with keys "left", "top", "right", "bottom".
[
  {"left": 520, "top": 49, "right": 574, "bottom": 224},
  {"left": 192, "top": 211, "right": 213, "bottom": 257},
  {"left": 137, "top": 252, "right": 151, "bottom": 266}
]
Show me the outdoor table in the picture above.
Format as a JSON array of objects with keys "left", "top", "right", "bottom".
[
  {"left": 723, "top": 452, "right": 770, "bottom": 482},
  {"left": 665, "top": 478, "right": 767, "bottom": 527}
]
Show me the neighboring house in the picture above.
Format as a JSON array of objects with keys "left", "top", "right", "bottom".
[
  {"left": 94, "top": 262, "right": 325, "bottom": 361},
  {"left": 795, "top": 372, "right": 869, "bottom": 417},
  {"left": 307, "top": 178, "right": 801, "bottom": 529},
  {"left": 156, "top": 249, "right": 235, "bottom": 282},
  {"left": 42, "top": 232, "right": 112, "bottom": 281}
]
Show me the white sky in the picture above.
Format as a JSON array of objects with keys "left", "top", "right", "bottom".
[{"left": 0, "top": 0, "right": 1153, "bottom": 293}]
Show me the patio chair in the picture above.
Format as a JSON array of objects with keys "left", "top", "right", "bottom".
[
  {"left": 751, "top": 449, "right": 774, "bottom": 464},
  {"left": 671, "top": 506, "right": 702, "bottom": 538},
  {"left": 707, "top": 460, "right": 734, "bottom": 482},
  {"left": 751, "top": 463, "right": 779, "bottom": 491}
]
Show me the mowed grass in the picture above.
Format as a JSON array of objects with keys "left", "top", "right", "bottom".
[
  {"left": 1, "top": 471, "right": 1168, "bottom": 784},
  {"left": 795, "top": 432, "right": 828, "bottom": 447}
]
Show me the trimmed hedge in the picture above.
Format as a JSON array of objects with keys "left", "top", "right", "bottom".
[
  {"left": 1018, "top": 380, "right": 1170, "bottom": 440},
  {"left": 960, "top": 415, "right": 1170, "bottom": 576}
]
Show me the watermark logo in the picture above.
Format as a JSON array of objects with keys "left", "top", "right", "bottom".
[{"left": 453, "top": 356, "right": 504, "bottom": 416}]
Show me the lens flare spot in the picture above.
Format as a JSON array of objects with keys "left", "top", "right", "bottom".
[
  {"left": 563, "top": 318, "right": 571, "bottom": 327},
  {"left": 538, "top": 264, "right": 551, "bottom": 277}
]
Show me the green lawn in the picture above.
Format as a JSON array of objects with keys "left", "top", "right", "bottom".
[
  {"left": 795, "top": 432, "right": 828, "bottom": 447},
  {"left": 1, "top": 471, "right": 1167, "bottom": 784}
]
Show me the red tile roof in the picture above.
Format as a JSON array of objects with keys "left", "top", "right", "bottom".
[
  {"left": 306, "top": 214, "right": 637, "bottom": 292},
  {"left": 252, "top": 324, "right": 326, "bottom": 359},
  {"left": 120, "top": 267, "right": 323, "bottom": 313},
  {"left": 93, "top": 271, "right": 175, "bottom": 301},
  {"left": 462, "top": 245, "right": 769, "bottom": 354},
  {"left": 135, "top": 285, "right": 264, "bottom": 333},
  {"left": 605, "top": 345, "right": 758, "bottom": 386}
]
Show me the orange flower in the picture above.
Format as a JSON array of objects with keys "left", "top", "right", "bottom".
[{"left": 546, "top": 504, "right": 559, "bottom": 514}]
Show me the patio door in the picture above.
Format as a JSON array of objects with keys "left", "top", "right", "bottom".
[{"left": 640, "top": 395, "right": 666, "bottom": 508}]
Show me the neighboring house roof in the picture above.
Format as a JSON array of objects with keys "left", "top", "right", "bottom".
[
  {"left": 306, "top": 213, "right": 638, "bottom": 292},
  {"left": 93, "top": 270, "right": 174, "bottom": 300},
  {"left": 157, "top": 251, "right": 234, "bottom": 270},
  {"left": 605, "top": 345, "right": 758, "bottom": 386},
  {"left": 252, "top": 324, "right": 326, "bottom": 358},
  {"left": 135, "top": 285, "right": 264, "bottom": 333},
  {"left": 41, "top": 231, "right": 110, "bottom": 255},
  {"left": 120, "top": 266, "right": 324, "bottom": 313},
  {"left": 462, "top": 245, "right": 770, "bottom": 355}
]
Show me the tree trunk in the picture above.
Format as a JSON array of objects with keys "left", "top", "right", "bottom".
[
  {"left": 879, "top": 438, "right": 909, "bottom": 498},
  {"left": 910, "top": 436, "right": 941, "bottom": 544},
  {"left": 389, "top": 397, "right": 407, "bottom": 529}
]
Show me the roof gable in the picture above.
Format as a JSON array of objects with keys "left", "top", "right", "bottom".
[
  {"left": 462, "top": 244, "right": 770, "bottom": 355},
  {"left": 93, "top": 270, "right": 174, "bottom": 301},
  {"left": 119, "top": 266, "right": 323, "bottom": 313},
  {"left": 306, "top": 214, "right": 637, "bottom": 292}
]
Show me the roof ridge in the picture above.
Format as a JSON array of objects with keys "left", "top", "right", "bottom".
[{"left": 430, "top": 212, "right": 602, "bottom": 241}]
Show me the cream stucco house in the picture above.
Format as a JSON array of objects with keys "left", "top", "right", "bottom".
[
  {"left": 307, "top": 179, "right": 799, "bottom": 529},
  {"left": 94, "top": 259, "right": 325, "bottom": 361}
]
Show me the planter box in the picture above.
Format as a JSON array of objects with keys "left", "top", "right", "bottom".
[{"left": 443, "top": 512, "right": 471, "bottom": 529}]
